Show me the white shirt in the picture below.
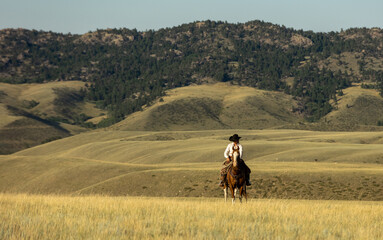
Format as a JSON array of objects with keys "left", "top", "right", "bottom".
[{"left": 224, "top": 142, "right": 243, "bottom": 159}]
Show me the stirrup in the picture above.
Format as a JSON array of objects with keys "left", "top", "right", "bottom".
[{"left": 246, "top": 180, "right": 252, "bottom": 186}]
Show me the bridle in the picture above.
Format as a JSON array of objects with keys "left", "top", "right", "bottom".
[{"left": 229, "top": 144, "right": 243, "bottom": 180}]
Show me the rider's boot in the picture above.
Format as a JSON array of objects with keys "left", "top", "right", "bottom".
[
  {"left": 246, "top": 179, "right": 252, "bottom": 186},
  {"left": 246, "top": 174, "right": 252, "bottom": 186}
]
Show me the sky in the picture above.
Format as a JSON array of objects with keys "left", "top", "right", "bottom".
[{"left": 0, "top": 0, "right": 382, "bottom": 34}]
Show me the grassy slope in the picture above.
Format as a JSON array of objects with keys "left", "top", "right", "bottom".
[
  {"left": 0, "top": 81, "right": 105, "bottom": 122},
  {"left": 113, "top": 82, "right": 383, "bottom": 132},
  {"left": 0, "top": 81, "right": 106, "bottom": 154},
  {"left": 113, "top": 83, "right": 302, "bottom": 131},
  {"left": 2, "top": 81, "right": 383, "bottom": 155},
  {"left": 1, "top": 129, "right": 383, "bottom": 200},
  {"left": 1, "top": 194, "right": 383, "bottom": 239},
  {"left": 284, "top": 83, "right": 383, "bottom": 131},
  {"left": 2, "top": 83, "right": 383, "bottom": 199},
  {"left": 325, "top": 84, "right": 383, "bottom": 126}
]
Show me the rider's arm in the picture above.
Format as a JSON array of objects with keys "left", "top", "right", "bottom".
[
  {"left": 224, "top": 143, "right": 231, "bottom": 159},
  {"left": 239, "top": 144, "right": 243, "bottom": 159}
]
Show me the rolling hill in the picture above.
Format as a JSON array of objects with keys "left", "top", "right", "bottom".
[
  {"left": 1, "top": 129, "right": 383, "bottom": 200},
  {"left": 112, "top": 83, "right": 303, "bottom": 131},
  {"left": 0, "top": 81, "right": 106, "bottom": 154},
  {"left": 2, "top": 81, "right": 383, "bottom": 153},
  {"left": 285, "top": 83, "right": 383, "bottom": 131},
  {"left": 324, "top": 84, "right": 383, "bottom": 128},
  {"left": 112, "top": 82, "right": 383, "bottom": 132}
]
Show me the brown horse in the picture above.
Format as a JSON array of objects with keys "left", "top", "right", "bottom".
[{"left": 224, "top": 146, "right": 247, "bottom": 204}]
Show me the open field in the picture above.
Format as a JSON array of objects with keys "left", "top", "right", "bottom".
[
  {"left": 1, "top": 129, "right": 383, "bottom": 200},
  {"left": 1, "top": 194, "right": 383, "bottom": 239}
]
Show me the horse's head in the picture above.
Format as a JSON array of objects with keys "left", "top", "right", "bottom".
[{"left": 232, "top": 150, "right": 240, "bottom": 167}]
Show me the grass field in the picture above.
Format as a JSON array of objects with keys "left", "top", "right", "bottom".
[
  {"left": 1, "top": 129, "right": 383, "bottom": 200},
  {"left": 1, "top": 194, "right": 383, "bottom": 239},
  {"left": 1, "top": 83, "right": 383, "bottom": 239}
]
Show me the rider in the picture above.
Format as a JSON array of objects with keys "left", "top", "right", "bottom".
[{"left": 219, "top": 134, "right": 251, "bottom": 187}]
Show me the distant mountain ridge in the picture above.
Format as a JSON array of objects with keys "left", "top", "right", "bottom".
[{"left": 1, "top": 20, "right": 383, "bottom": 125}]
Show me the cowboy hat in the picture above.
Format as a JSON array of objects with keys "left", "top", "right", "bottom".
[{"left": 229, "top": 134, "right": 241, "bottom": 142}]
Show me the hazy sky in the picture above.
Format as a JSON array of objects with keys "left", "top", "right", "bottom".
[{"left": 1, "top": 0, "right": 382, "bottom": 34}]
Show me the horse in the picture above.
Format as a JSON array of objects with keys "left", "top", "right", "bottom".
[{"left": 224, "top": 146, "right": 247, "bottom": 204}]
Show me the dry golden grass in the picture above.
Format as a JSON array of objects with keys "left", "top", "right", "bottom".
[
  {"left": 1, "top": 194, "right": 383, "bottom": 239},
  {"left": 0, "top": 104, "right": 21, "bottom": 128},
  {"left": 16, "top": 81, "right": 86, "bottom": 115},
  {"left": 1, "top": 129, "right": 383, "bottom": 200},
  {"left": 13, "top": 129, "right": 383, "bottom": 165}
]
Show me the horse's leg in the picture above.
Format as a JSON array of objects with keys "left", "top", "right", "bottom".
[
  {"left": 224, "top": 187, "right": 227, "bottom": 203},
  {"left": 229, "top": 185, "right": 235, "bottom": 205},
  {"left": 233, "top": 188, "right": 239, "bottom": 204},
  {"left": 239, "top": 186, "right": 243, "bottom": 203}
]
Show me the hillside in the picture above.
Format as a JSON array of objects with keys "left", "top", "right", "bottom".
[
  {"left": 112, "top": 83, "right": 383, "bottom": 131},
  {"left": 2, "top": 129, "right": 383, "bottom": 200},
  {"left": 0, "top": 81, "right": 106, "bottom": 154},
  {"left": 1, "top": 21, "right": 383, "bottom": 124},
  {"left": 2, "top": 81, "right": 383, "bottom": 154},
  {"left": 112, "top": 83, "right": 302, "bottom": 130},
  {"left": 323, "top": 84, "right": 383, "bottom": 129},
  {"left": 279, "top": 83, "right": 383, "bottom": 131}
]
